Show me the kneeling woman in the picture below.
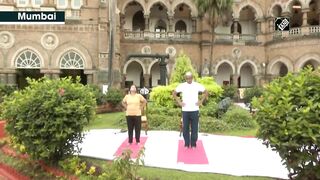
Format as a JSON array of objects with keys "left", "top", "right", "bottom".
[{"left": 122, "top": 84, "right": 147, "bottom": 145}]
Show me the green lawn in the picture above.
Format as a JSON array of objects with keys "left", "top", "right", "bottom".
[{"left": 80, "top": 157, "right": 274, "bottom": 180}]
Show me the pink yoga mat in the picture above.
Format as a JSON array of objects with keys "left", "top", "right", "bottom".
[
  {"left": 177, "top": 140, "right": 209, "bottom": 164},
  {"left": 114, "top": 137, "right": 147, "bottom": 158}
]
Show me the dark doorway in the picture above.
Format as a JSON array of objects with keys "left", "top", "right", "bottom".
[
  {"left": 16, "top": 69, "right": 44, "bottom": 89},
  {"left": 60, "top": 69, "right": 87, "bottom": 85}
]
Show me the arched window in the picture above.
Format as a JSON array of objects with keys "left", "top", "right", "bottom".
[
  {"left": 60, "top": 51, "right": 84, "bottom": 69},
  {"left": 175, "top": 20, "right": 187, "bottom": 32},
  {"left": 155, "top": 19, "right": 167, "bottom": 32},
  {"left": 132, "top": 11, "right": 145, "bottom": 31},
  {"left": 16, "top": 50, "right": 41, "bottom": 68}
]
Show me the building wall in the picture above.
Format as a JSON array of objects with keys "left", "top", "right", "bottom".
[{"left": 0, "top": 0, "right": 320, "bottom": 88}]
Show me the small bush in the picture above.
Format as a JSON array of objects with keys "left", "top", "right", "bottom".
[
  {"left": 105, "top": 88, "right": 124, "bottom": 107},
  {"left": 1, "top": 77, "right": 96, "bottom": 163},
  {"left": 149, "top": 83, "right": 178, "bottom": 108},
  {"left": 253, "top": 68, "right": 320, "bottom": 179},
  {"left": 88, "top": 85, "right": 107, "bottom": 106},
  {"left": 243, "top": 86, "right": 263, "bottom": 106},
  {"left": 222, "top": 85, "right": 237, "bottom": 99},
  {"left": 201, "top": 117, "right": 230, "bottom": 132},
  {"left": 221, "top": 106, "right": 255, "bottom": 130},
  {"left": 201, "top": 101, "right": 218, "bottom": 118},
  {"left": 198, "top": 76, "right": 223, "bottom": 104}
]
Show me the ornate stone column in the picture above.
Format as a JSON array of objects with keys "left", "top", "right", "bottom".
[
  {"left": 143, "top": 74, "right": 150, "bottom": 88},
  {"left": 144, "top": 15, "right": 150, "bottom": 31},
  {"left": 233, "top": 18, "right": 239, "bottom": 34},
  {"left": 302, "top": 9, "right": 309, "bottom": 26},
  {"left": 168, "top": 16, "right": 174, "bottom": 32},
  {"left": 232, "top": 74, "right": 239, "bottom": 88},
  {"left": 191, "top": 16, "right": 197, "bottom": 32},
  {"left": 256, "top": 19, "right": 262, "bottom": 34},
  {"left": 84, "top": 70, "right": 95, "bottom": 84}
]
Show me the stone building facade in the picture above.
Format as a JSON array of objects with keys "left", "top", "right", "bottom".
[{"left": 0, "top": 0, "right": 319, "bottom": 89}]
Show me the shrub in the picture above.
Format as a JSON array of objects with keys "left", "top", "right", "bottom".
[
  {"left": 200, "top": 117, "right": 229, "bottom": 132},
  {"left": 0, "top": 84, "right": 16, "bottom": 103},
  {"left": 222, "top": 85, "right": 237, "bottom": 99},
  {"left": 198, "top": 76, "right": 223, "bottom": 104},
  {"left": 221, "top": 106, "right": 256, "bottom": 130},
  {"left": 87, "top": 85, "right": 107, "bottom": 106},
  {"left": 105, "top": 88, "right": 124, "bottom": 107},
  {"left": 1, "top": 77, "right": 96, "bottom": 163},
  {"left": 170, "top": 52, "right": 199, "bottom": 84},
  {"left": 201, "top": 101, "right": 218, "bottom": 118},
  {"left": 149, "top": 83, "right": 178, "bottom": 108},
  {"left": 252, "top": 68, "right": 320, "bottom": 179},
  {"left": 243, "top": 86, "right": 263, "bottom": 107}
]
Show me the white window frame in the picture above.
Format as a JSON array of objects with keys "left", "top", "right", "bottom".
[
  {"left": 57, "top": 0, "right": 67, "bottom": 9},
  {"left": 16, "top": 0, "right": 28, "bottom": 7},
  {"left": 32, "top": 0, "right": 42, "bottom": 7},
  {"left": 15, "top": 50, "right": 41, "bottom": 69},
  {"left": 60, "top": 51, "right": 85, "bottom": 69},
  {"left": 71, "top": 0, "right": 82, "bottom": 9}
]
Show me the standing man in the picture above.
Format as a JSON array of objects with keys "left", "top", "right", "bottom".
[{"left": 173, "top": 72, "right": 208, "bottom": 149}]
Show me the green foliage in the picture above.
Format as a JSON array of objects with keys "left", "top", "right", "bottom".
[
  {"left": 0, "top": 84, "right": 16, "bottom": 103},
  {"left": 243, "top": 86, "right": 263, "bottom": 105},
  {"left": 221, "top": 106, "right": 256, "bottom": 130},
  {"left": 198, "top": 76, "right": 223, "bottom": 104},
  {"left": 222, "top": 85, "right": 237, "bottom": 99},
  {"left": 252, "top": 68, "right": 320, "bottom": 179},
  {"left": 1, "top": 77, "right": 96, "bottom": 163},
  {"left": 147, "top": 104, "right": 181, "bottom": 130},
  {"left": 170, "top": 52, "right": 199, "bottom": 84},
  {"left": 149, "top": 83, "right": 178, "bottom": 108},
  {"left": 201, "top": 101, "right": 219, "bottom": 117},
  {"left": 87, "top": 84, "right": 107, "bottom": 106},
  {"left": 105, "top": 88, "right": 124, "bottom": 107},
  {"left": 201, "top": 117, "right": 230, "bottom": 132}
]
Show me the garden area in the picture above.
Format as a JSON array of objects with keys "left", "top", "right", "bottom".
[{"left": 0, "top": 53, "right": 319, "bottom": 179}]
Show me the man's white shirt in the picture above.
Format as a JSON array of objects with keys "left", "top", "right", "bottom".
[{"left": 175, "top": 81, "right": 205, "bottom": 112}]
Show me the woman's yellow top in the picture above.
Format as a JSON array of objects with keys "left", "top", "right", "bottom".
[{"left": 122, "top": 94, "right": 145, "bottom": 116}]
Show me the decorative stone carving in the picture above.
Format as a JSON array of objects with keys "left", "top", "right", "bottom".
[
  {"left": 0, "top": 31, "right": 14, "bottom": 49},
  {"left": 232, "top": 47, "right": 241, "bottom": 59},
  {"left": 141, "top": 46, "right": 151, "bottom": 54},
  {"left": 165, "top": 46, "right": 176, "bottom": 57},
  {"left": 41, "top": 33, "right": 59, "bottom": 50}
]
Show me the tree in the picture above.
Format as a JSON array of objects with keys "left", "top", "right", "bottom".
[
  {"left": 170, "top": 52, "right": 199, "bottom": 84},
  {"left": 193, "top": 0, "right": 233, "bottom": 73}
]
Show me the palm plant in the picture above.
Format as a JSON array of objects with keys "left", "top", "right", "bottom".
[{"left": 193, "top": 0, "right": 233, "bottom": 74}]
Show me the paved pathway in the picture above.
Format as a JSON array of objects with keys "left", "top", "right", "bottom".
[{"left": 78, "top": 129, "right": 289, "bottom": 179}]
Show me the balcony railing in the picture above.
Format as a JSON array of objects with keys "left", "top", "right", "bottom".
[
  {"left": 272, "top": 25, "right": 320, "bottom": 40},
  {"left": 309, "top": 26, "right": 320, "bottom": 34},
  {"left": 123, "top": 30, "right": 192, "bottom": 40},
  {"left": 215, "top": 33, "right": 257, "bottom": 42},
  {"left": 289, "top": 27, "right": 301, "bottom": 35}
]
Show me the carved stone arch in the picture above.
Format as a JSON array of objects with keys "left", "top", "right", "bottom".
[
  {"left": 295, "top": 53, "right": 320, "bottom": 72},
  {"left": 121, "top": 0, "right": 146, "bottom": 15},
  {"left": 171, "top": 0, "right": 198, "bottom": 17},
  {"left": 52, "top": 42, "right": 93, "bottom": 70},
  {"left": 214, "top": 59, "right": 236, "bottom": 75},
  {"left": 237, "top": 59, "right": 259, "bottom": 75},
  {"left": 268, "top": 1, "right": 284, "bottom": 17},
  {"left": 146, "top": 0, "right": 171, "bottom": 16},
  {"left": 123, "top": 58, "right": 146, "bottom": 74},
  {"left": 234, "top": 0, "right": 264, "bottom": 19},
  {"left": 7, "top": 41, "right": 48, "bottom": 69},
  {"left": 284, "top": 0, "right": 306, "bottom": 12},
  {"left": 267, "top": 55, "right": 294, "bottom": 75},
  {"left": 147, "top": 59, "right": 169, "bottom": 74}
]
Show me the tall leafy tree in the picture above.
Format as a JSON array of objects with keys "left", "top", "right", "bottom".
[{"left": 193, "top": 0, "right": 233, "bottom": 74}]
